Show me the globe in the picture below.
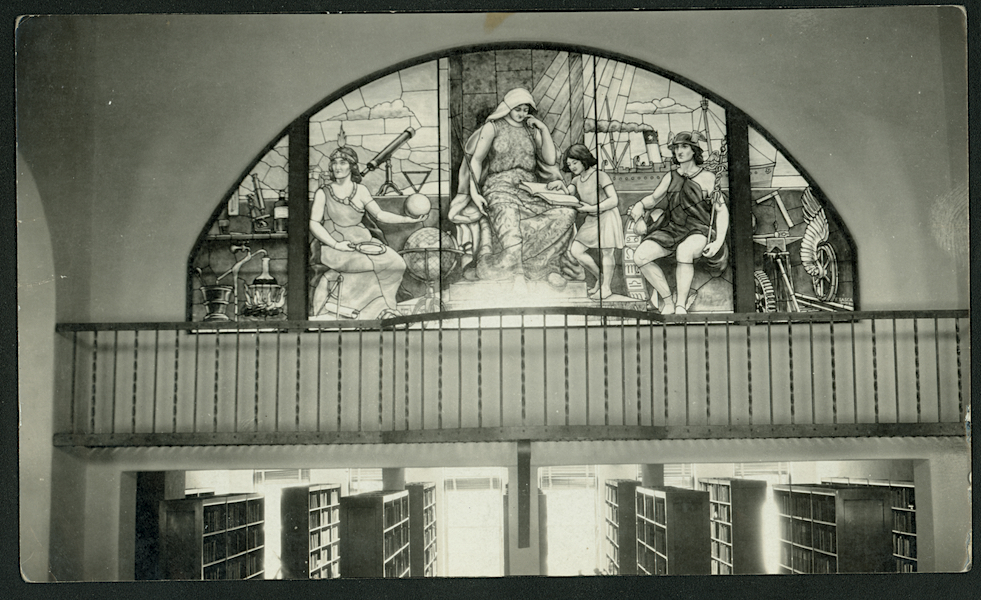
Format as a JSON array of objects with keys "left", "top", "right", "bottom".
[{"left": 401, "top": 227, "right": 460, "bottom": 282}]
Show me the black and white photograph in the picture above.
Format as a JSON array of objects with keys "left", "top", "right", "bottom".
[{"left": 15, "top": 6, "right": 971, "bottom": 591}]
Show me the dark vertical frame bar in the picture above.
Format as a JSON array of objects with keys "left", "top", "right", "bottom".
[
  {"left": 955, "top": 318, "right": 963, "bottom": 419},
  {"left": 379, "top": 328, "right": 385, "bottom": 431},
  {"left": 766, "top": 320, "right": 773, "bottom": 425},
  {"left": 287, "top": 119, "right": 310, "bottom": 320},
  {"left": 193, "top": 330, "right": 200, "bottom": 433},
  {"left": 316, "top": 329, "right": 322, "bottom": 432},
  {"left": 830, "top": 321, "right": 837, "bottom": 424},
  {"left": 934, "top": 318, "right": 942, "bottom": 422},
  {"left": 499, "top": 320, "right": 504, "bottom": 427},
  {"left": 235, "top": 330, "right": 242, "bottom": 432},
  {"left": 212, "top": 333, "right": 220, "bottom": 433},
  {"left": 296, "top": 332, "right": 302, "bottom": 431},
  {"left": 635, "top": 318, "right": 642, "bottom": 426},
  {"left": 337, "top": 328, "right": 343, "bottom": 432},
  {"left": 872, "top": 319, "right": 879, "bottom": 423},
  {"left": 662, "top": 324, "right": 669, "bottom": 424},
  {"left": 358, "top": 329, "right": 363, "bottom": 431},
  {"left": 746, "top": 324, "right": 753, "bottom": 426},
  {"left": 152, "top": 330, "right": 159, "bottom": 433},
  {"left": 726, "top": 108, "right": 755, "bottom": 313},
  {"left": 808, "top": 321, "right": 815, "bottom": 424}
]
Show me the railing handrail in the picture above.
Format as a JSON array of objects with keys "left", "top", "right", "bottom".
[{"left": 54, "top": 308, "right": 970, "bottom": 333}]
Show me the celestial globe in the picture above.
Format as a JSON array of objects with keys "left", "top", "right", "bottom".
[
  {"left": 404, "top": 193, "right": 432, "bottom": 218},
  {"left": 401, "top": 227, "right": 459, "bottom": 282}
]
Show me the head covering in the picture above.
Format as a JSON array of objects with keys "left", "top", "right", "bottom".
[
  {"left": 667, "top": 131, "right": 705, "bottom": 150},
  {"left": 329, "top": 146, "right": 359, "bottom": 165},
  {"left": 485, "top": 88, "right": 537, "bottom": 122}
]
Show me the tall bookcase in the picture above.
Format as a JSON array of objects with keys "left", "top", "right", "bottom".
[
  {"left": 774, "top": 484, "right": 893, "bottom": 574},
  {"left": 698, "top": 478, "right": 767, "bottom": 574},
  {"left": 635, "top": 486, "right": 711, "bottom": 575},
  {"left": 824, "top": 478, "right": 917, "bottom": 572},
  {"left": 159, "top": 493, "right": 265, "bottom": 580},
  {"left": 281, "top": 483, "right": 342, "bottom": 579},
  {"left": 406, "top": 482, "right": 438, "bottom": 577},
  {"left": 604, "top": 479, "right": 640, "bottom": 574},
  {"left": 339, "top": 490, "right": 411, "bottom": 578}
]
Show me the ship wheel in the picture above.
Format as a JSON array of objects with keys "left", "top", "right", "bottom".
[
  {"left": 811, "top": 243, "right": 838, "bottom": 302},
  {"left": 754, "top": 269, "right": 776, "bottom": 313}
]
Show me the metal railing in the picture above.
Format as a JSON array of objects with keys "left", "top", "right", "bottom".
[{"left": 53, "top": 308, "right": 969, "bottom": 446}]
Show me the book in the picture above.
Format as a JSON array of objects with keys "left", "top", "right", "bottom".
[{"left": 519, "top": 181, "right": 582, "bottom": 207}]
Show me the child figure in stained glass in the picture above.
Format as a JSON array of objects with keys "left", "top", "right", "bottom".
[{"left": 547, "top": 144, "right": 624, "bottom": 299}]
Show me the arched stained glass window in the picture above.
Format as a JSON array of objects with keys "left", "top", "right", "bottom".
[{"left": 187, "top": 46, "right": 856, "bottom": 322}]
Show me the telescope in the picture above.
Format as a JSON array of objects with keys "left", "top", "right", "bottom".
[{"left": 361, "top": 127, "right": 415, "bottom": 176}]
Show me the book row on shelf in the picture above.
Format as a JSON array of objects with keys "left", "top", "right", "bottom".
[
  {"left": 310, "top": 545, "right": 337, "bottom": 571},
  {"left": 711, "top": 503, "right": 731, "bottom": 522},
  {"left": 310, "top": 488, "right": 341, "bottom": 509},
  {"left": 637, "top": 545, "right": 668, "bottom": 575},
  {"left": 309, "top": 526, "right": 335, "bottom": 550},
  {"left": 382, "top": 552, "right": 410, "bottom": 578},
  {"left": 894, "top": 511, "right": 916, "bottom": 532},
  {"left": 711, "top": 521, "right": 731, "bottom": 544},
  {"left": 637, "top": 521, "right": 667, "bottom": 553},
  {"left": 893, "top": 535, "right": 916, "bottom": 558},
  {"left": 892, "top": 486, "right": 915, "bottom": 510},
  {"left": 383, "top": 523, "right": 409, "bottom": 560},
  {"left": 203, "top": 550, "right": 263, "bottom": 580},
  {"left": 704, "top": 483, "right": 732, "bottom": 503},
  {"left": 383, "top": 496, "right": 409, "bottom": 528},
  {"left": 309, "top": 506, "right": 340, "bottom": 529},
  {"left": 711, "top": 540, "right": 732, "bottom": 565}
]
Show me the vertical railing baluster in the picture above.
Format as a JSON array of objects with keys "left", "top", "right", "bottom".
[
  {"left": 849, "top": 320, "right": 858, "bottom": 423},
  {"left": 621, "top": 319, "right": 627, "bottom": 427},
  {"left": 212, "top": 333, "right": 219, "bottom": 433},
  {"left": 544, "top": 316, "right": 549, "bottom": 427},
  {"left": 235, "top": 330, "right": 242, "bottom": 432},
  {"left": 272, "top": 330, "right": 281, "bottom": 432},
  {"left": 521, "top": 314, "right": 527, "bottom": 426},
  {"left": 499, "top": 318, "right": 503, "bottom": 427},
  {"left": 563, "top": 315, "right": 570, "bottom": 426},
  {"left": 603, "top": 317, "right": 609, "bottom": 426},
  {"left": 585, "top": 317, "right": 590, "bottom": 426},
  {"left": 379, "top": 328, "right": 384, "bottom": 431},
  {"left": 636, "top": 318, "right": 643, "bottom": 426},
  {"left": 438, "top": 319, "right": 444, "bottom": 430},
  {"left": 358, "top": 328, "right": 363, "bottom": 432},
  {"left": 934, "top": 318, "right": 942, "bottom": 423},
  {"left": 893, "top": 319, "right": 900, "bottom": 423},
  {"left": 788, "top": 321, "right": 795, "bottom": 425},
  {"left": 477, "top": 318, "right": 483, "bottom": 428},
  {"left": 153, "top": 330, "right": 160, "bottom": 433},
  {"left": 405, "top": 324, "right": 411, "bottom": 431},
  {"left": 746, "top": 324, "right": 753, "bottom": 426},
  {"left": 421, "top": 321, "right": 427, "bottom": 430},
  {"left": 913, "top": 319, "right": 921, "bottom": 423},
  {"left": 337, "top": 328, "right": 342, "bottom": 432},
  {"left": 70, "top": 331, "right": 78, "bottom": 434},
  {"left": 872, "top": 319, "right": 880, "bottom": 423},
  {"left": 458, "top": 318, "right": 463, "bottom": 429},
  {"left": 766, "top": 319, "right": 773, "bottom": 426},
  {"left": 316, "top": 329, "right": 322, "bottom": 433},
  {"left": 173, "top": 330, "right": 180, "bottom": 434},
  {"left": 830, "top": 320, "right": 837, "bottom": 425},
  {"left": 132, "top": 331, "right": 139, "bottom": 433},
  {"left": 650, "top": 321, "right": 656, "bottom": 426},
  {"left": 663, "top": 324, "right": 669, "bottom": 424},
  {"left": 955, "top": 318, "right": 963, "bottom": 420},
  {"left": 91, "top": 331, "right": 99, "bottom": 434},
  {"left": 388, "top": 326, "right": 392, "bottom": 428},
  {"left": 704, "top": 320, "right": 711, "bottom": 426},
  {"left": 193, "top": 330, "right": 200, "bottom": 433},
  {"left": 808, "top": 321, "right": 815, "bottom": 424},
  {"left": 254, "top": 333, "right": 261, "bottom": 432},
  {"left": 725, "top": 322, "right": 732, "bottom": 428},
  {"left": 111, "top": 331, "right": 119, "bottom": 434},
  {"left": 684, "top": 321, "right": 690, "bottom": 426},
  {"left": 296, "top": 331, "right": 302, "bottom": 432}
]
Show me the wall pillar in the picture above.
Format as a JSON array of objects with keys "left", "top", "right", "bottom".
[
  {"left": 641, "top": 464, "right": 665, "bottom": 487},
  {"left": 382, "top": 467, "right": 406, "bottom": 490},
  {"left": 914, "top": 452, "right": 972, "bottom": 572}
]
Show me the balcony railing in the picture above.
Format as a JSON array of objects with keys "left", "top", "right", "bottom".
[{"left": 53, "top": 308, "right": 969, "bottom": 447}]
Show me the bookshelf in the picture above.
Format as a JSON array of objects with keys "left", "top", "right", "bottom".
[
  {"left": 823, "top": 479, "right": 917, "bottom": 572},
  {"left": 280, "top": 483, "right": 342, "bottom": 579},
  {"left": 604, "top": 480, "right": 640, "bottom": 574},
  {"left": 406, "top": 482, "right": 438, "bottom": 577},
  {"left": 635, "top": 486, "right": 711, "bottom": 575},
  {"left": 158, "top": 492, "right": 265, "bottom": 580},
  {"left": 774, "top": 484, "right": 893, "bottom": 574},
  {"left": 339, "top": 490, "right": 411, "bottom": 578},
  {"left": 699, "top": 478, "right": 767, "bottom": 574}
]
